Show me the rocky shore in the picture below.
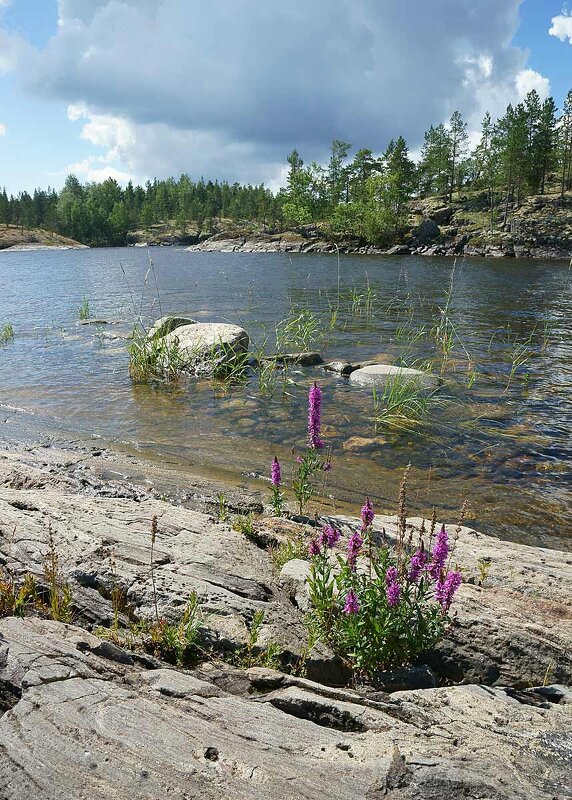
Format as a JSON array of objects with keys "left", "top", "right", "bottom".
[
  {"left": 0, "top": 224, "right": 87, "bottom": 251},
  {"left": 0, "top": 441, "right": 571, "bottom": 798},
  {"left": 185, "top": 191, "right": 572, "bottom": 260}
]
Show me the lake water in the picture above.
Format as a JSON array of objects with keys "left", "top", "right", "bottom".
[{"left": 0, "top": 247, "right": 570, "bottom": 549}]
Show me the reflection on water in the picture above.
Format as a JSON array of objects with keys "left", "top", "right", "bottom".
[{"left": 0, "top": 247, "right": 570, "bottom": 549}]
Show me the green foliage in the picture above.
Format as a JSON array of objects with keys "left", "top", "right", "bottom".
[
  {"left": 137, "top": 593, "right": 202, "bottom": 666},
  {"left": 0, "top": 570, "right": 40, "bottom": 618},
  {"left": 44, "top": 525, "right": 73, "bottom": 623},
  {"left": 128, "top": 324, "right": 185, "bottom": 383},
  {"left": 234, "top": 610, "right": 281, "bottom": 670},
  {"left": 217, "top": 492, "right": 229, "bottom": 522},
  {"left": 292, "top": 448, "right": 326, "bottom": 515},
  {"left": 308, "top": 543, "right": 448, "bottom": 678},
  {"left": 372, "top": 377, "right": 446, "bottom": 433},
  {"left": 2, "top": 86, "right": 570, "bottom": 246},
  {"left": 270, "top": 535, "right": 308, "bottom": 574},
  {"left": 77, "top": 296, "right": 90, "bottom": 320},
  {"left": 0, "top": 323, "right": 14, "bottom": 345},
  {"left": 232, "top": 512, "right": 256, "bottom": 537}
]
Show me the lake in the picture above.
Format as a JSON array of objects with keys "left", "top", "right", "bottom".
[{"left": 0, "top": 246, "right": 570, "bottom": 549}]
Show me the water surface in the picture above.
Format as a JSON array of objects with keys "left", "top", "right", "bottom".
[{"left": 0, "top": 247, "right": 570, "bottom": 549}]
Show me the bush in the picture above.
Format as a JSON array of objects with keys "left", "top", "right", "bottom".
[{"left": 306, "top": 501, "right": 461, "bottom": 679}]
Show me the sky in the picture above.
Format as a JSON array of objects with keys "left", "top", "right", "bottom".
[{"left": 0, "top": 0, "right": 571, "bottom": 194}]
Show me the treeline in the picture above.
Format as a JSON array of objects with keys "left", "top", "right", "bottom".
[
  {"left": 1, "top": 88, "right": 571, "bottom": 247},
  {"left": 0, "top": 176, "right": 281, "bottom": 246}
]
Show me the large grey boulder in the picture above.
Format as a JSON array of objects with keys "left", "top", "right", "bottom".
[
  {"left": 147, "top": 315, "right": 196, "bottom": 339},
  {"left": 349, "top": 364, "right": 439, "bottom": 390},
  {"left": 158, "top": 321, "right": 249, "bottom": 376}
]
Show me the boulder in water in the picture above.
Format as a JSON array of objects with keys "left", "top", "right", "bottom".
[
  {"left": 349, "top": 364, "right": 439, "bottom": 390},
  {"left": 160, "top": 322, "right": 249, "bottom": 375},
  {"left": 147, "top": 315, "right": 197, "bottom": 340}
]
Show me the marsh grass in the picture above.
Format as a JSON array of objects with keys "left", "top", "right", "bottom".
[
  {"left": 128, "top": 324, "right": 185, "bottom": 383},
  {"left": 78, "top": 296, "right": 90, "bottom": 320},
  {"left": 372, "top": 376, "right": 447, "bottom": 433},
  {"left": 275, "top": 306, "right": 321, "bottom": 353},
  {"left": 0, "top": 323, "right": 14, "bottom": 345}
]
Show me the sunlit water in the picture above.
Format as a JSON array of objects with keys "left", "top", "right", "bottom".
[{"left": 0, "top": 247, "right": 570, "bottom": 549}]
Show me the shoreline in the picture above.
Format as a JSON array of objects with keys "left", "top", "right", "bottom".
[{"left": 0, "top": 436, "right": 571, "bottom": 797}]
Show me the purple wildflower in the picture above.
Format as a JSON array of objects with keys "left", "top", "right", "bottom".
[
  {"left": 307, "top": 383, "right": 324, "bottom": 449},
  {"left": 343, "top": 589, "right": 360, "bottom": 615},
  {"left": 271, "top": 456, "right": 281, "bottom": 487},
  {"left": 323, "top": 461, "right": 332, "bottom": 472},
  {"left": 435, "top": 570, "right": 462, "bottom": 611},
  {"left": 408, "top": 548, "right": 428, "bottom": 582},
  {"left": 429, "top": 524, "right": 449, "bottom": 579},
  {"left": 318, "top": 524, "right": 341, "bottom": 549},
  {"left": 308, "top": 539, "right": 321, "bottom": 557},
  {"left": 347, "top": 531, "right": 363, "bottom": 570},
  {"left": 360, "top": 497, "right": 375, "bottom": 531},
  {"left": 385, "top": 566, "right": 401, "bottom": 608}
]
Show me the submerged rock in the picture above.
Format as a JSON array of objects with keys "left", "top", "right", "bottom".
[
  {"left": 261, "top": 351, "right": 324, "bottom": 367},
  {"left": 349, "top": 364, "right": 439, "bottom": 390},
  {"left": 323, "top": 360, "right": 354, "bottom": 375}
]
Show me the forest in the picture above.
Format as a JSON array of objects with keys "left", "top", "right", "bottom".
[{"left": 1, "top": 88, "right": 571, "bottom": 247}]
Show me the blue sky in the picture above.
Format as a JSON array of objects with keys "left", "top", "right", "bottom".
[{"left": 0, "top": 0, "right": 571, "bottom": 194}]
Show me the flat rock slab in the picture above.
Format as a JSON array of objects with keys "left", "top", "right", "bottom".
[
  {"left": 1, "top": 447, "right": 572, "bottom": 689},
  {"left": 0, "top": 617, "right": 570, "bottom": 800},
  {"left": 349, "top": 364, "right": 439, "bottom": 390}
]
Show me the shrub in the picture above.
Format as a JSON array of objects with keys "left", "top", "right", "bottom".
[
  {"left": 306, "top": 500, "right": 462, "bottom": 679},
  {"left": 0, "top": 323, "right": 14, "bottom": 345}
]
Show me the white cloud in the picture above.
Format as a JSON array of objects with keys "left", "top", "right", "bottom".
[
  {"left": 515, "top": 68, "right": 551, "bottom": 100},
  {"left": 0, "top": 122, "right": 6, "bottom": 136},
  {"left": 0, "top": 0, "right": 12, "bottom": 7},
  {"left": 0, "top": 28, "right": 27, "bottom": 74},
  {"left": 8, "top": 0, "right": 552, "bottom": 184},
  {"left": 549, "top": 12, "right": 572, "bottom": 45},
  {"left": 58, "top": 155, "right": 133, "bottom": 184}
]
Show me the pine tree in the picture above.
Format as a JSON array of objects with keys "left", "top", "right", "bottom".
[
  {"left": 560, "top": 90, "right": 572, "bottom": 195},
  {"left": 447, "top": 111, "right": 469, "bottom": 203}
]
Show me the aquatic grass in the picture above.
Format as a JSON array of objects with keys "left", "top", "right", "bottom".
[
  {"left": 0, "top": 322, "right": 14, "bottom": 345},
  {"left": 372, "top": 376, "right": 447, "bottom": 433},
  {"left": 128, "top": 324, "right": 186, "bottom": 383},
  {"left": 78, "top": 296, "right": 91, "bottom": 320},
  {"left": 275, "top": 305, "right": 321, "bottom": 353},
  {"left": 505, "top": 341, "right": 534, "bottom": 390}
]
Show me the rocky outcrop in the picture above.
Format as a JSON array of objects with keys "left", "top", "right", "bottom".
[
  {"left": 0, "top": 445, "right": 571, "bottom": 690},
  {"left": 0, "top": 616, "right": 570, "bottom": 799},
  {"left": 0, "top": 444, "right": 572, "bottom": 797},
  {"left": 0, "top": 224, "right": 88, "bottom": 251}
]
